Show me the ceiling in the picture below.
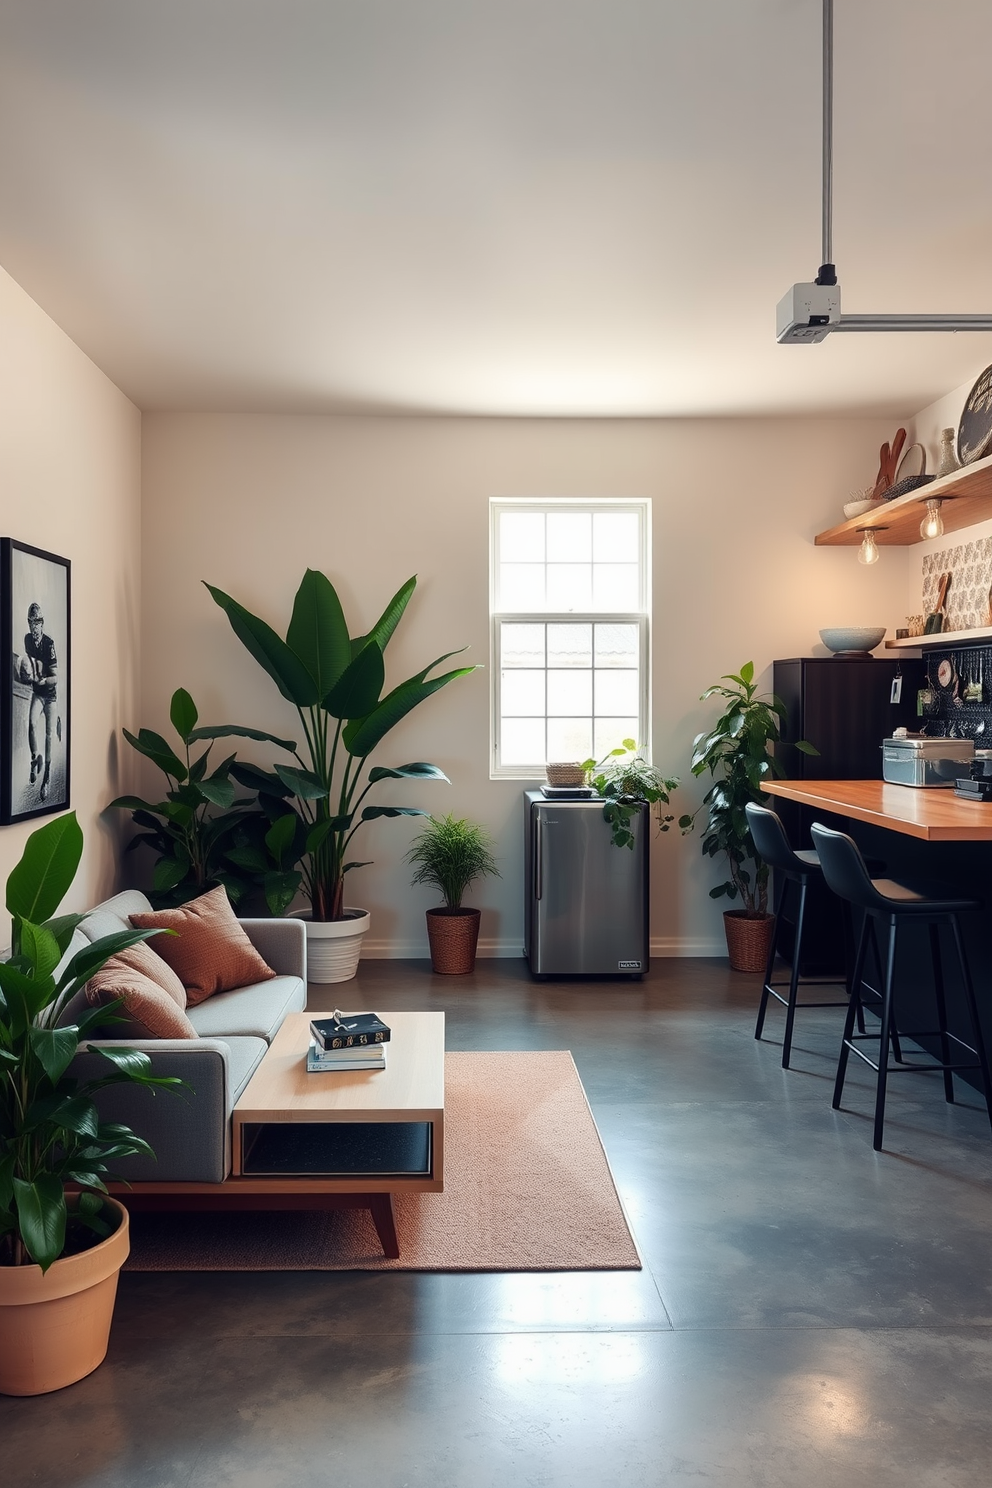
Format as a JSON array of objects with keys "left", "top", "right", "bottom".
[{"left": 0, "top": 0, "right": 990, "bottom": 417}]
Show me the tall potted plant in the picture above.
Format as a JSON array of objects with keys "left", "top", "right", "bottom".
[
  {"left": 206, "top": 570, "right": 475, "bottom": 981},
  {"left": 689, "top": 662, "right": 817, "bottom": 972},
  {"left": 406, "top": 814, "right": 500, "bottom": 974},
  {"left": 0, "top": 813, "right": 182, "bottom": 1395}
]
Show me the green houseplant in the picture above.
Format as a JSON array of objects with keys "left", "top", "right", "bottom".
[
  {"left": 206, "top": 570, "right": 475, "bottom": 981},
  {"left": 0, "top": 812, "right": 182, "bottom": 1395},
  {"left": 406, "top": 814, "right": 500, "bottom": 974},
  {"left": 689, "top": 661, "right": 817, "bottom": 971},
  {"left": 109, "top": 687, "right": 288, "bottom": 909},
  {"left": 581, "top": 740, "right": 686, "bottom": 848}
]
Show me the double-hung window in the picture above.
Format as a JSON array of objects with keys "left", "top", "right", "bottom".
[{"left": 490, "top": 499, "right": 650, "bottom": 777}]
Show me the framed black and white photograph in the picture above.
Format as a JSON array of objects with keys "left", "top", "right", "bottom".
[{"left": 1, "top": 539, "right": 71, "bottom": 824}]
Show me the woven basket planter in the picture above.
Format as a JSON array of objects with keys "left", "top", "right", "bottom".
[
  {"left": 426, "top": 908, "right": 482, "bottom": 975},
  {"left": 723, "top": 911, "right": 775, "bottom": 974}
]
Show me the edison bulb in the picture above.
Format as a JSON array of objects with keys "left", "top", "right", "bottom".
[
  {"left": 920, "top": 499, "right": 944, "bottom": 540},
  {"left": 857, "top": 530, "right": 880, "bottom": 566}
]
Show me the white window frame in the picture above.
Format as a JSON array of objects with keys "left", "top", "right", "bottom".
[{"left": 489, "top": 497, "right": 652, "bottom": 780}]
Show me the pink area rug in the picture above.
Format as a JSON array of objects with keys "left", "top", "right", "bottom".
[{"left": 124, "top": 1050, "right": 641, "bottom": 1272}]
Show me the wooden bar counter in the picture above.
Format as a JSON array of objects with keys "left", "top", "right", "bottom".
[{"left": 762, "top": 779, "right": 992, "bottom": 843}]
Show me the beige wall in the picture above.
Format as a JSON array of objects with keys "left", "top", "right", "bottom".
[
  {"left": 141, "top": 412, "right": 912, "bottom": 954},
  {"left": 0, "top": 265, "right": 141, "bottom": 942}
]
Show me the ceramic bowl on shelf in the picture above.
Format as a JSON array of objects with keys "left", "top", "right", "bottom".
[
  {"left": 819, "top": 627, "right": 887, "bottom": 657},
  {"left": 843, "top": 499, "right": 874, "bottom": 520}
]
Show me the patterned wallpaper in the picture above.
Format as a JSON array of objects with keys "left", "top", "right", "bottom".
[{"left": 921, "top": 536, "right": 992, "bottom": 631}]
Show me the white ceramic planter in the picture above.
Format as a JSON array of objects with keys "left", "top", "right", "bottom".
[{"left": 291, "top": 908, "right": 371, "bottom": 983}]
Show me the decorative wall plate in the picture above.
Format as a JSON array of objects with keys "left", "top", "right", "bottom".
[
  {"left": 957, "top": 364, "right": 992, "bottom": 465},
  {"left": 937, "top": 658, "right": 955, "bottom": 689}
]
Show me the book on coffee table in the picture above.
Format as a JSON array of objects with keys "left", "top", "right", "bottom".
[
  {"left": 306, "top": 1039, "right": 386, "bottom": 1073},
  {"left": 310, "top": 1012, "right": 391, "bottom": 1051}
]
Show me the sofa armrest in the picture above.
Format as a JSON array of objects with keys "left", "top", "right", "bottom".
[
  {"left": 72, "top": 1038, "right": 235, "bottom": 1183},
  {"left": 239, "top": 917, "right": 307, "bottom": 981}
]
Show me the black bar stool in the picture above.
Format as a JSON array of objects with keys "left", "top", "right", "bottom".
[
  {"left": 745, "top": 802, "right": 870, "bottom": 1068},
  {"left": 810, "top": 821, "right": 992, "bottom": 1151}
]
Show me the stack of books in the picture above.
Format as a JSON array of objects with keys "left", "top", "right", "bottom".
[{"left": 306, "top": 1011, "right": 391, "bottom": 1072}]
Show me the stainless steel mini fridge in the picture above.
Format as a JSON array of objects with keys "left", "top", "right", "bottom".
[{"left": 524, "top": 791, "right": 649, "bottom": 977}]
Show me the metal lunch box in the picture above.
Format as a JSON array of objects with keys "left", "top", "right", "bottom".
[{"left": 881, "top": 735, "right": 975, "bottom": 788}]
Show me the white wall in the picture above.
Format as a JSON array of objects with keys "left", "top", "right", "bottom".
[
  {"left": 141, "top": 412, "right": 911, "bottom": 955},
  {"left": 0, "top": 265, "right": 141, "bottom": 941}
]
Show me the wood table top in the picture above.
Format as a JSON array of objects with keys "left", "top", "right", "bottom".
[
  {"left": 762, "top": 779, "right": 992, "bottom": 842},
  {"left": 234, "top": 1010, "right": 446, "bottom": 1123}
]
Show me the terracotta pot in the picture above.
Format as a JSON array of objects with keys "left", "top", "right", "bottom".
[
  {"left": 723, "top": 910, "right": 775, "bottom": 974},
  {"left": 0, "top": 1196, "right": 129, "bottom": 1396},
  {"left": 426, "top": 907, "right": 482, "bottom": 974},
  {"left": 291, "top": 907, "right": 370, "bottom": 983}
]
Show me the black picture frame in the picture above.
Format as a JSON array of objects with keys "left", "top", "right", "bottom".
[{"left": 1, "top": 538, "right": 71, "bottom": 824}]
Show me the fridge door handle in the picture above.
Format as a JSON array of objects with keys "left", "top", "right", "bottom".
[{"left": 534, "top": 812, "right": 543, "bottom": 901}]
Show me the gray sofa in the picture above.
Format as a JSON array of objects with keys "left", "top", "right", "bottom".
[{"left": 65, "top": 890, "right": 307, "bottom": 1183}]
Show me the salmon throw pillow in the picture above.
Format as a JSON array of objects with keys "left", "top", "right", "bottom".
[
  {"left": 129, "top": 885, "right": 276, "bottom": 1006},
  {"left": 86, "top": 940, "right": 197, "bottom": 1038}
]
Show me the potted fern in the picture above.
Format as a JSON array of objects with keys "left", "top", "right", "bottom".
[
  {"left": 406, "top": 814, "right": 500, "bottom": 974},
  {"left": 0, "top": 813, "right": 181, "bottom": 1395},
  {"left": 689, "top": 662, "right": 817, "bottom": 971}
]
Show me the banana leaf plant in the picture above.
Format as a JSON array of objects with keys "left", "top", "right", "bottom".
[
  {"left": 108, "top": 688, "right": 289, "bottom": 909},
  {"left": 206, "top": 571, "right": 476, "bottom": 920},
  {"left": 1, "top": 813, "right": 182, "bottom": 1270}
]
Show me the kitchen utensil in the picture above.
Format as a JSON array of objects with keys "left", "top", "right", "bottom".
[
  {"left": 965, "top": 653, "right": 984, "bottom": 703},
  {"left": 871, "top": 427, "right": 908, "bottom": 499},
  {"left": 924, "top": 572, "right": 951, "bottom": 634},
  {"left": 818, "top": 626, "right": 886, "bottom": 656}
]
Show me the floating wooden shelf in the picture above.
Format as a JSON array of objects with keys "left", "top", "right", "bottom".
[
  {"left": 885, "top": 625, "right": 992, "bottom": 651},
  {"left": 815, "top": 451, "right": 992, "bottom": 547}
]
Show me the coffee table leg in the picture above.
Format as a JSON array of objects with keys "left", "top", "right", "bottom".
[{"left": 369, "top": 1193, "right": 399, "bottom": 1258}]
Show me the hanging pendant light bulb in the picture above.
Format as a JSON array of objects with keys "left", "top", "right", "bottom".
[
  {"left": 919, "top": 498, "right": 945, "bottom": 540},
  {"left": 857, "top": 527, "right": 881, "bottom": 565}
]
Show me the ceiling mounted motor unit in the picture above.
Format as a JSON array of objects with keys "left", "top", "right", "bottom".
[{"left": 776, "top": 0, "right": 992, "bottom": 345}]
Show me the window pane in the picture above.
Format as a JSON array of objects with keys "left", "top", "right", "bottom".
[
  {"left": 547, "top": 511, "right": 592, "bottom": 562},
  {"left": 548, "top": 669, "right": 592, "bottom": 715},
  {"left": 595, "top": 669, "right": 639, "bottom": 715},
  {"left": 500, "top": 511, "right": 545, "bottom": 563},
  {"left": 502, "top": 670, "right": 545, "bottom": 715},
  {"left": 593, "top": 563, "right": 640, "bottom": 610},
  {"left": 594, "top": 623, "right": 639, "bottom": 668},
  {"left": 548, "top": 717, "right": 593, "bottom": 762},
  {"left": 547, "top": 623, "right": 591, "bottom": 668},
  {"left": 502, "top": 718, "right": 546, "bottom": 766},
  {"left": 547, "top": 563, "right": 592, "bottom": 610},
  {"left": 593, "top": 718, "right": 640, "bottom": 758},
  {"left": 502, "top": 623, "right": 545, "bottom": 668},
  {"left": 593, "top": 511, "right": 640, "bottom": 562},
  {"left": 500, "top": 563, "right": 546, "bottom": 611}
]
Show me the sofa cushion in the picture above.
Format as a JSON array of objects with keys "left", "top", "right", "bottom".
[
  {"left": 85, "top": 940, "right": 196, "bottom": 1039},
  {"left": 186, "top": 974, "right": 306, "bottom": 1042},
  {"left": 130, "top": 885, "right": 276, "bottom": 1006}
]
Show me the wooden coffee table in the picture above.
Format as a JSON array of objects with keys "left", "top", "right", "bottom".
[{"left": 120, "top": 1010, "right": 445, "bottom": 1259}]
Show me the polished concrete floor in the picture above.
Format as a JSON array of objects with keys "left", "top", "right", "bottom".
[{"left": 5, "top": 956, "right": 992, "bottom": 1487}]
